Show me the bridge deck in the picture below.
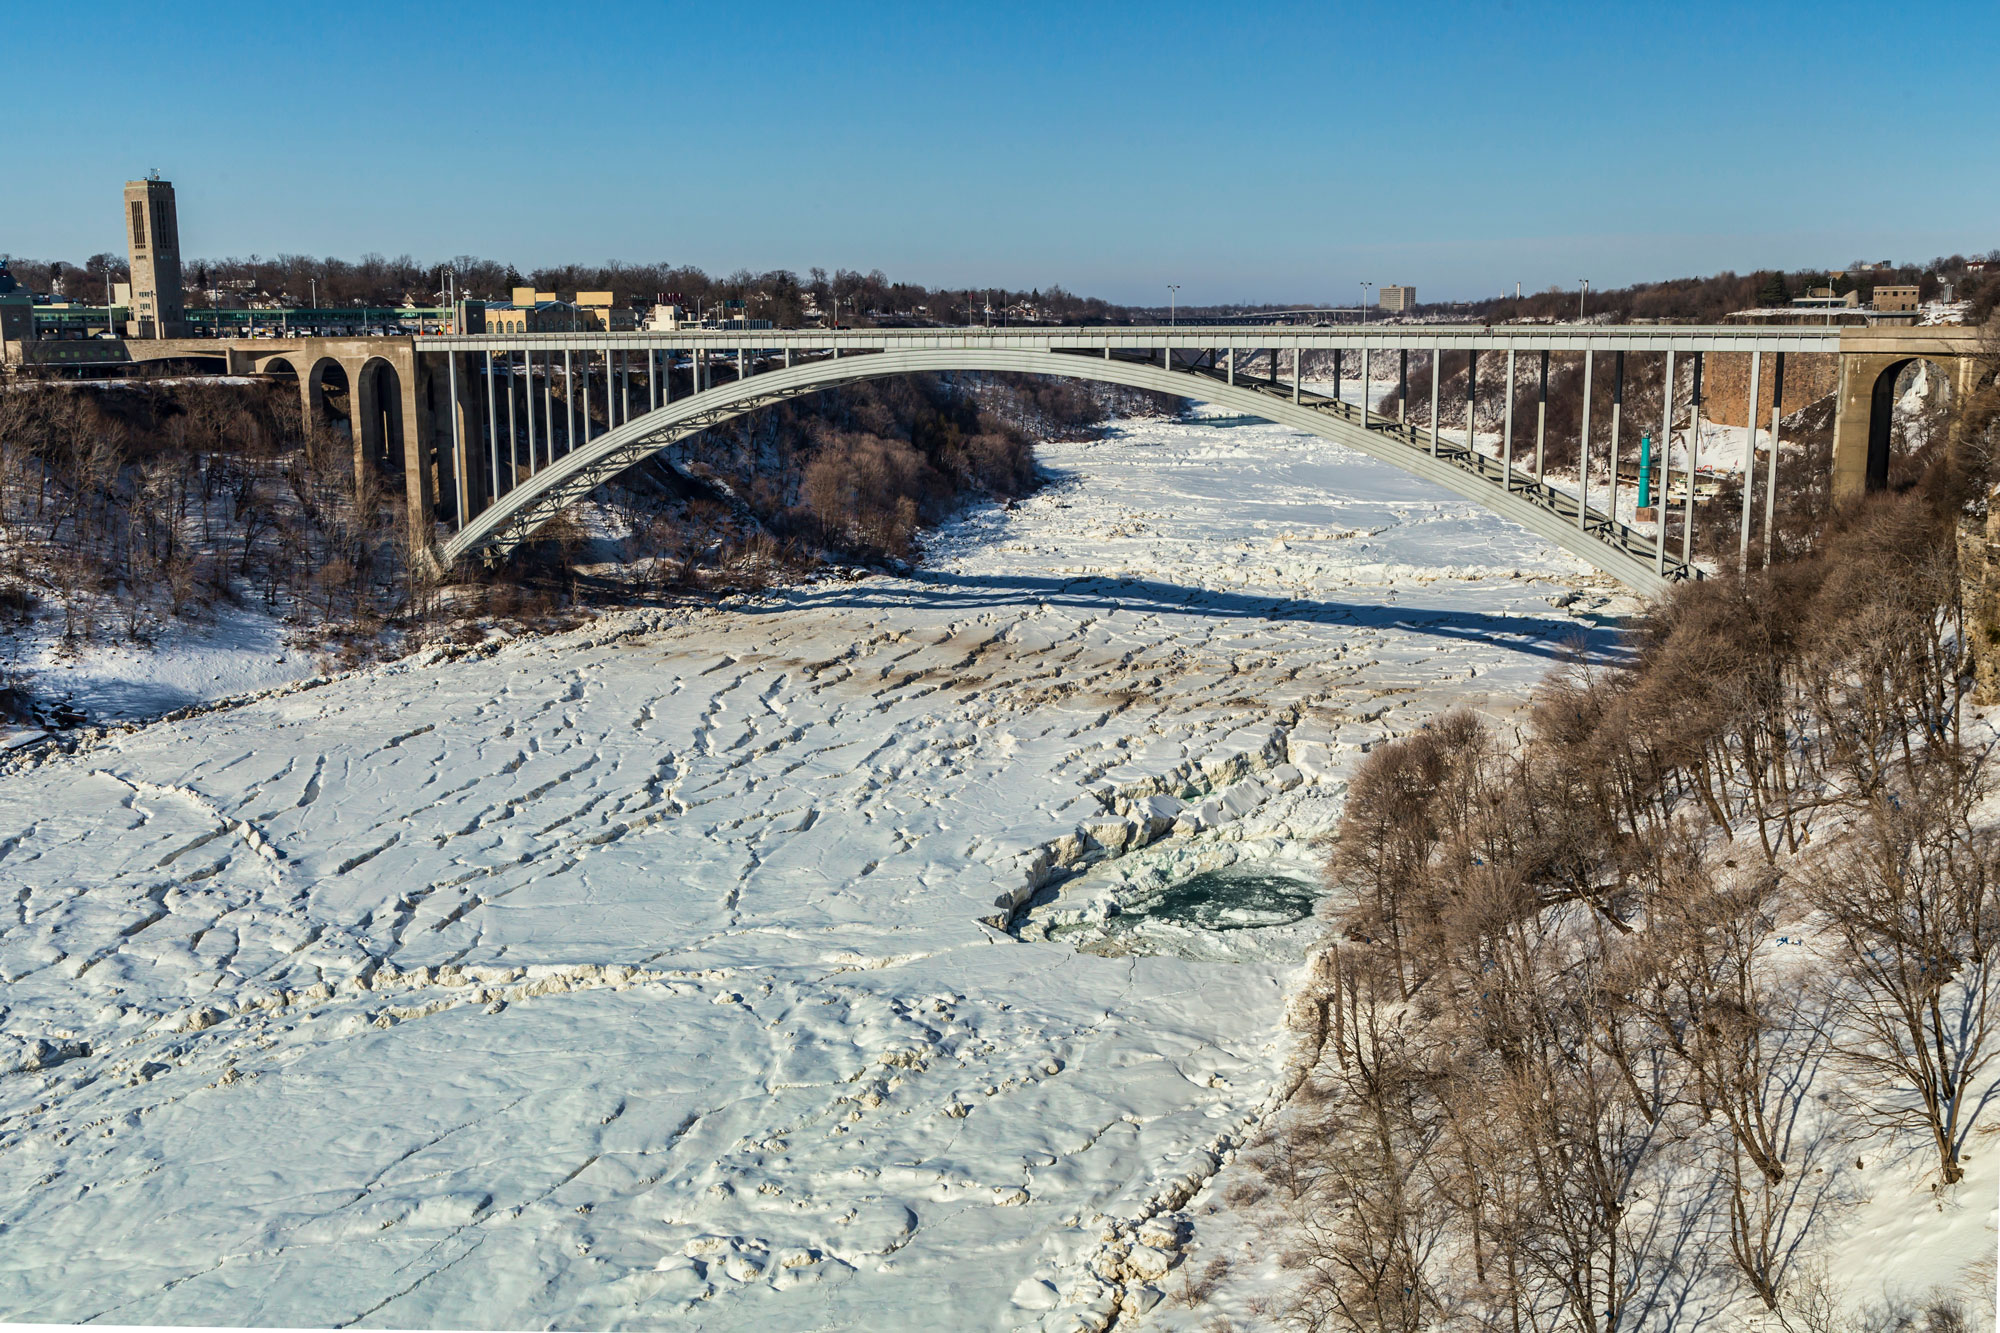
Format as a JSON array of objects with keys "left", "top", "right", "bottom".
[{"left": 431, "top": 322, "right": 1848, "bottom": 356}]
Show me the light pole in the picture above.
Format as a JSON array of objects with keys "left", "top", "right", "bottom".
[
  {"left": 1360, "top": 281, "right": 1373, "bottom": 325},
  {"left": 1167, "top": 284, "right": 1180, "bottom": 326},
  {"left": 1578, "top": 278, "right": 1589, "bottom": 321}
]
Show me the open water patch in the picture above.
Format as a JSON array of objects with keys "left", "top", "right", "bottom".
[
  {"left": 1021, "top": 848, "right": 1325, "bottom": 964},
  {"left": 1125, "top": 868, "right": 1318, "bottom": 932}
]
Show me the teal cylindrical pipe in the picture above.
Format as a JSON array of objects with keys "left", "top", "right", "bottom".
[{"left": 1638, "top": 434, "right": 1653, "bottom": 508}]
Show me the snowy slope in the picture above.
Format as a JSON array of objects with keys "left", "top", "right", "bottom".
[
  {"left": 0, "top": 414, "right": 1622, "bottom": 1329},
  {"left": 13, "top": 599, "right": 314, "bottom": 723}
]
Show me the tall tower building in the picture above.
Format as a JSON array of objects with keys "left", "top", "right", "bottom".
[{"left": 124, "top": 175, "right": 185, "bottom": 338}]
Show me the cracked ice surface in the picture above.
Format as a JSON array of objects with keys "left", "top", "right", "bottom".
[{"left": 0, "top": 414, "right": 1621, "bottom": 1329}]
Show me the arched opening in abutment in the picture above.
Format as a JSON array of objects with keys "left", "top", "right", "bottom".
[
  {"left": 256, "top": 357, "right": 302, "bottom": 435},
  {"left": 303, "top": 357, "right": 352, "bottom": 438},
  {"left": 1867, "top": 357, "right": 1956, "bottom": 491},
  {"left": 355, "top": 357, "right": 405, "bottom": 484}
]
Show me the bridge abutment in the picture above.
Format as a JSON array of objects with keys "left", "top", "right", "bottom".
[{"left": 1831, "top": 331, "right": 1988, "bottom": 503}]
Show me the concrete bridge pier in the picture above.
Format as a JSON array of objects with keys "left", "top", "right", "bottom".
[{"left": 1831, "top": 331, "right": 1990, "bottom": 501}]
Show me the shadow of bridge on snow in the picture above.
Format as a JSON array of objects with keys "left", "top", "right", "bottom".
[{"left": 744, "top": 568, "right": 1632, "bottom": 666}]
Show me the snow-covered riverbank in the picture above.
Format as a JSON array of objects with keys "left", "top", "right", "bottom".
[{"left": 0, "top": 411, "right": 1627, "bottom": 1329}]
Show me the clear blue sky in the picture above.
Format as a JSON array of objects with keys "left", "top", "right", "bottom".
[{"left": 10, "top": 0, "right": 1996, "bottom": 304}]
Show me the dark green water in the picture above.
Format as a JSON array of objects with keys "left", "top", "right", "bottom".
[{"left": 1127, "top": 869, "right": 1318, "bottom": 931}]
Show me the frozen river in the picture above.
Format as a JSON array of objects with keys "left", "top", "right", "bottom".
[{"left": 0, "top": 411, "right": 1621, "bottom": 1329}]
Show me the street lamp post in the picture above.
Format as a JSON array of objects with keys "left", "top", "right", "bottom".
[
  {"left": 1167, "top": 284, "right": 1180, "bottom": 326},
  {"left": 1360, "top": 281, "right": 1374, "bottom": 325}
]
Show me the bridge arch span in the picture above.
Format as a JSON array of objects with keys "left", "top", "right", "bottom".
[{"left": 440, "top": 347, "right": 1678, "bottom": 596}]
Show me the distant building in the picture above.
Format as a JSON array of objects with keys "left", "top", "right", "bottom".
[
  {"left": 1378, "top": 284, "right": 1416, "bottom": 312},
  {"left": 576, "top": 291, "right": 636, "bottom": 332},
  {"left": 1793, "top": 289, "right": 1859, "bottom": 307},
  {"left": 0, "top": 292, "right": 32, "bottom": 346},
  {"left": 1873, "top": 284, "right": 1921, "bottom": 312},
  {"left": 124, "top": 175, "right": 186, "bottom": 338},
  {"left": 488, "top": 288, "right": 572, "bottom": 332}
]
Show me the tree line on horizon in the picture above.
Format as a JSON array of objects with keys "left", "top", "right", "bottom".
[
  {"left": 0, "top": 251, "right": 1122, "bottom": 327},
  {"left": 5, "top": 249, "right": 1996, "bottom": 328},
  {"left": 1462, "top": 251, "right": 2000, "bottom": 327}
]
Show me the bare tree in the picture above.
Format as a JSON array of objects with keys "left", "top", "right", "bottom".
[
  {"left": 1632, "top": 838, "right": 1839, "bottom": 1308},
  {"left": 1806, "top": 752, "right": 2000, "bottom": 1185},
  {"left": 1285, "top": 941, "right": 1451, "bottom": 1333}
]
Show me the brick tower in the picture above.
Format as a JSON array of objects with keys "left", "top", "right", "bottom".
[{"left": 124, "top": 175, "right": 185, "bottom": 338}]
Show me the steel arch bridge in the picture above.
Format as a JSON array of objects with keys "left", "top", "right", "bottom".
[
  {"left": 409, "top": 323, "right": 1985, "bottom": 599},
  {"left": 440, "top": 345, "right": 1690, "bottom": 592}
]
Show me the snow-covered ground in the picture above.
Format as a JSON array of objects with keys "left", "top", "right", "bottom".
[
  {"left": 12, "top": 600, "right": 315, "bottom": 723},
  {"left": 0, "top": 412, "right": 1636, "bottom": 1329}
]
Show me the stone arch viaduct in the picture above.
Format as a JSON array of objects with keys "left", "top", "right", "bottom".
[{"left": 115, "top": 324, "right": 1990, "bottom": 599}]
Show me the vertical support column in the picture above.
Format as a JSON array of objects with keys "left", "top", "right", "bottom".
[
  {"left": 1428, "top": 346, "right": 1440, "bottom": 455},
  {"left": 1333, "top": 349, "right": 1342, "bottom": 412},
  {"left": 399, "top": 351, "right": 436, "bottom": 545},
  {"left": 1740, "top": 350, "right": 1762, "bottom": 566},
  {"left": 523, "top": 351, "right": 537, "bottom": 475},
  {"left": 1535, "top": 349, "right": 1549, "bottom": 480},
  {"left": 1464, "top": 350, "right": 1477, "bottom": 455},
  {"left": 542, "top": 352, "right": 555, "bottom": 465},
  {"left": 738, "top": 346, "right": 746, "bottom": 381},
  {"left": 1608, "top": 351, "right": 1625, "bottom": 530},
  {"left": 504, "top": 353, "right": 518, "bottom": 489},
  {"left": 563, "top": 350, "right": 575, "bottom": 454},
  {"left": 581, "top": 351, "right": 592, "bottom": 443},
  {"left": 1399, "top": 348, "right": 1409, "bottom": 424},
  {"left": 1292, "top": 346, "right": 1302, "bottom": 402},
  {"left": 1657, "top": 348, "right": 1675, "bottom": 576},
  {"left": 649, "top": 349, "right": 659, "bottom": 412},
  {"left": 1577, "top": 350, "right": 1594, "bottom": 530},
  {"left": 1765, "top": 353, "right": 1785, "bottom": 563},
  {"left": 604, "top": 345, "right": 616, "bottom": 430},
  {"left": 784, "top": 347, "right": 793, "bottom": 370},
  {"left": 1502, "top": 348, "right": 1516, "bottom": 489},
  {"left": 483, "top": 351, "right": 500, "bottom": 510},
  {"left": 1226, "top": 346, "right": 1234, "bottom": 386},
  {"left": 1682, "top": 353, "right": 1704, "bottom": 565},
  {"left": 1359, "top": 340, "right": 1369, "bottom": 427},
  {"left": 447, "top": 350, "right": 465, "bottom": 528},
  {"left": 353, "top": 360, "right": 382, "bottom": 494}
]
